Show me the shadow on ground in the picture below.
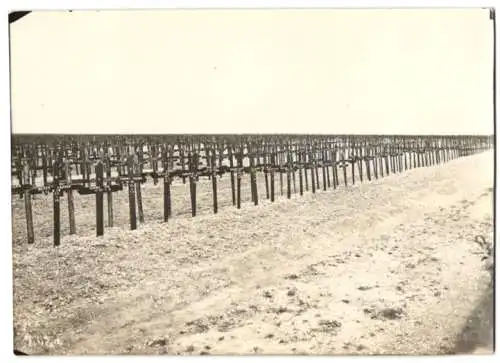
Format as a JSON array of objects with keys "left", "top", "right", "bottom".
[{"left": 449, "top": 286, "right": 494, "bottom": 354}]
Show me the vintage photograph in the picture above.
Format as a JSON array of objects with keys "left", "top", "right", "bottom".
[{"left": 9, "top": 8, "right": 495, "bottom": 355}]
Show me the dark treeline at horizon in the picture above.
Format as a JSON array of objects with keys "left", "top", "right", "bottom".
[
  {"left": 11, "top": 133, "right": 494, "bottom": 149},
  {"left": 11, "top": 132, "right": 494, "bottom": 138},
  {"left": 11, "top": 133, "right": 495, "bottom": 148}
]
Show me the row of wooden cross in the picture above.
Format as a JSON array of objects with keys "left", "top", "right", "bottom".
[{"left": 16, "top": 142, "right": 478, "bottom": 247}]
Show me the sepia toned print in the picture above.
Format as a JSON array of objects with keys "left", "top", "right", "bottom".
[{"left": 10, "top": 9, "right": 494, "bottom": 356}]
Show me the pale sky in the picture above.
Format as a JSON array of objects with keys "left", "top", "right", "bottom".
[{"left": 9, "top": 9, "right": 494, "bottom": 135}]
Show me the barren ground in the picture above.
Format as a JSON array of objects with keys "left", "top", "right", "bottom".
[{"left": 12, "top": 151, "right": 494, "bottom": 355}]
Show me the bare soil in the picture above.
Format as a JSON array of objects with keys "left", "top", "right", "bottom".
[{"left": 12, "top": 151, "right": 494, "bottom": 355}]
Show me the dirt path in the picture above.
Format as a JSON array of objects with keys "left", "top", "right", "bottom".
[{"left": 13, "top": 151, "right": 494, "bottom": 355}]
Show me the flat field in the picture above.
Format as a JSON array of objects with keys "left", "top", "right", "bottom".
[{"left": 11, "top": 151, "right": 494, "bottom": 355}]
